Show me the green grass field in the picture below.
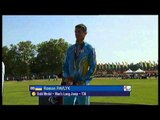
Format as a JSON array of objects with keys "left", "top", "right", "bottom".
[{"left": 2, "top": 78, "right": 158, "bottom": 105}]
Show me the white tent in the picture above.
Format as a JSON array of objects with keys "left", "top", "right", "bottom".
[
  {"left": 124, "top": 69, "right": 134, "bottom": 74},
  {"left": 135, "top": 68, "right": 145, "bottom": 73}
]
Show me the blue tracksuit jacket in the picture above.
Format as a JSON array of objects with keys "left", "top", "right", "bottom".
[{"left": 63, "top": 42, "right": 97, "bottom": 105}]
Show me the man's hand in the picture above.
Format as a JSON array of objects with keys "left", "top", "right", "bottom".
[{"left": 66, "top": 77, "right": 74, "bottom": 85}]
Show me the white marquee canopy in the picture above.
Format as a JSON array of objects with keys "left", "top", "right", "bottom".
[
  {"left": 135, "top": 68, "right": 145, "bottom": 73},
  {"left": 124, "top": 69, "right": 134, "bottom": 74}
]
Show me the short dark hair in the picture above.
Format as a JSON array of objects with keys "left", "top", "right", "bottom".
[{"left": 75, "top": 24, "right": 87, "bottom": 32}]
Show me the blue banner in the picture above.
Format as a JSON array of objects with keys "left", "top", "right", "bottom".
[
  {"left": 30, "top": 91, "right": 130, "bottom": 96},
  {"left": 29, "top": 85, "right": 131, "bottom": 92}
]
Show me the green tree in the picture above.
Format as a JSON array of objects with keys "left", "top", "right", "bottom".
[
  {"left": 16, "top": 41, "right": 36, "bottom": 76},
  {"left": 2, "top": 46, "right": 9, "bottom": 61},
  {"left": 6, "top": 44, "right": 19, "bottom": 76},
  {"left": 36, "top": 38, "right": 69, "bottom": 75}
]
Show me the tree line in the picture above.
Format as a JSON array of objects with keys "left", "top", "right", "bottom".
[
  {"left": 2, "top": 38, "right": 158, "bottom": 79},
  {"left": 96, "top": 61, "right": 158, "bottom": 73},
  {"left": 2, "top": 38, "right": 70, "bottom": 79}
]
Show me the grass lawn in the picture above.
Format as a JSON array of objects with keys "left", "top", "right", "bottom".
[{"left": 2, "top": 78, "right": 158, "bottom": 105}]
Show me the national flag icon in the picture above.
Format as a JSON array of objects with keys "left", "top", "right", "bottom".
[
  {"left": 31, "top": 92, "right": 36, "bottom": 96},
  {"left": 30, "top": 86, "right": 35, "bottom": 90},
  {"left": 35, "top": 86, "right": 43, "bottom": 91},
  {"left": 124, "top": 86, "right": 131, "bottom": 91}
]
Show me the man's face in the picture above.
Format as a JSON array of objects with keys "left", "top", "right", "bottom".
[{"left": 75, "top": 27, "right": 87, "bottom": 42}]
